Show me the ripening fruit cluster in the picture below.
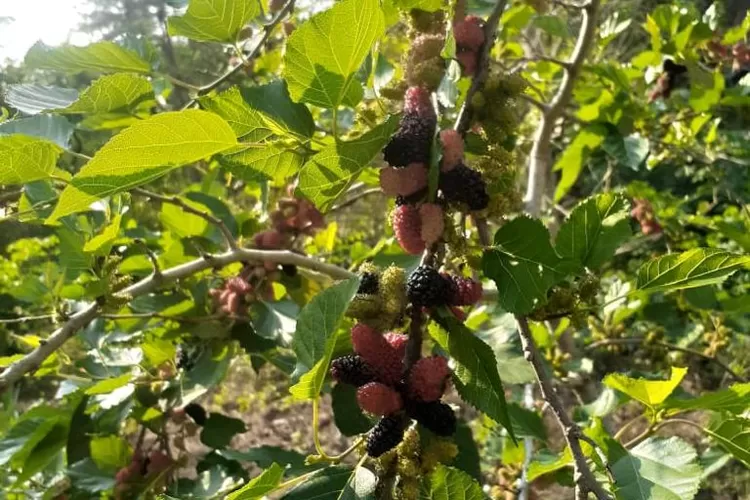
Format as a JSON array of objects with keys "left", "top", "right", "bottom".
[
  {"left": 647, "top": 59, "right": 688, "bottom": 103},
  {"left": 453, "top": 15, "right": 485, "bottom": 76},
  {"left": 114, "top": 451, "right": 172, "bottom": 497},
  {"left": 209, "top": 185, "right": 325, "bottom": 317},
  {"left": 630, "top": 198, "right": 662, "bottom": 235}
]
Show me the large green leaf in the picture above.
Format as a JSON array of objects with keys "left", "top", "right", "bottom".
[
  {"left": 555, "top": 193, "right": 631, "bottom": 270},
  {"left": 0, "top": 135, "right": 63, "bottom": 185},
  {"left": 0, "top": 418, "right": 58, "bottom": 467},
  {"left": 220, "top": 145, "right": 305, "bottom": 183},
  {"left": 219, "top": 446, "right": 309, "bottom": 476},
  {"left": 200, "top": 413, "right": 247, "bottom": 449},
  {"left": 611, "top": 437, "right": 701, "bottom": 500},
  {"left": 422, "top": 465, "right": 488, "bottom": 500},
  {"left": 60, "top": 74, "right": 154, "bottom": 115},
  {"left": 298, "top": 116, "right": 398, "bottom": 211},
  {"left": 289, "top": 277, "right": 360, "bottom": 400},
  {"left": 227, "top": 463, "right": 284, "bottom": 500},
  {"left": 431, "top": 309, "right": 516, "bottom": 442},
  {"left": 90, "top": 435, "right": 131, "bottom": 471},
  {"left": 664, "top": 383, "right": 750, "bottom": 415},
  {"left": 67, "top": 458, "right": 117, "bottom": 492},
  {"left": 603, "top": 367, "right": 687, "bottom": 409},
  {"left": 482, "top": 216, "right": 568, "bottom": 315},
  {"left": 553, "top": 124, "right": 606, "bottom": 201},
  {"left": 281, "top": 465, "right": 353, "bottom": 500},
  {"left": 283, "top": 0, "right": 385, "bottom": 108},
  {"left": 25, "top": 41, "right": 151, "bottom": 74},
  {"left": 636, "top": 248, "right": 750, "bottom": 292},
  {"left": 4, "top": 84, "right": 79, "bottom": 115},
  {"left": 602, "top": 133, "right": 650, "bottom": 170},
  {"left": 704, "top": 416, "right": 750, "bottom": 467},
  {"left": 0, "top": 114, "right": 74, "bottom": 148},
  {"left": 48, "top": 110, "right": 237, "bottom": 222},
  {"left": 200, "top": 82, "right": 315, "bottom": 140},
  {"left": 168, "top": 0, "right": 259, "bottom": 43}
]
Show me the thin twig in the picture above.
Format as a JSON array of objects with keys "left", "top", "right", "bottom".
[
  {"left": 586, "top": 337, "right": 746, "bottom": 383},
  {"left": 623, "top": 418, "right": 704, "bottom": 449},
  {"left": 0, "top": 314, "right": 56, "bottom": 325},
  {"left": 0, "top": 248, "right": 354, "bottom": 391},
  {"left": 519, "top": 93, "right": 550, "bottom": 112},
  {"left": 132, "top": 188, "right": 238, "bottom": 250},
  {"left": 328, "top": 188, "right": 383, "bottom": 213},
  {"left": 101, "top": 312, "right": 225, "bottom": 323}
]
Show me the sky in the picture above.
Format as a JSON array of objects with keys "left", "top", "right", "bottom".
[{"left": 0, "top": 0, "right": 90, "bottom": 62}]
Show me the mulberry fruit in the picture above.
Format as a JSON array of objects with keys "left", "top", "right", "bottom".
[
  {"left": 331, "top": 355, "right": 376, "bottom": 387},
  {"left": 367, "top": 415, "right": 406, "bottom": 457},
  {"left": 419, "top": 203, "right": 445, "bottom": 247},
  {"left": 184, "top": 403, "right": 207, "bottom": 426},
  {"left": 384, "top": 332, "right": 408, "bottom": 357},
  {"left": 392, "top": 205, "right": 426, "bottom": 255},
  {"left": 407, "top": 59, "right": 446, "bottom": 91},
  {"left": 409, "top": 34, "right": 445, "bottom": 65},
  {"left": 383, "top": 113, "right": 435, "bottom": 168},
  {"left": 453, "top": 16, "right": 485, "bottom": 51},
  {"left": 357, "top": 382, "right": 404, "bottom": 415},
  {"left": 380, "top": 164, "right": 428, "bottom": 197},
  {"left": 358, "top": 272, "right": 380, "bottom": 295},
  {"left": 439, "top": 130, "right": 464, "bottom": 172},
  {"left": 254, "top": 229, "right": 283, "bottom": 249},
  {"left": 408, "top": 356, "right": 451, "bottom": 402},
  {"left": 410, "top": 401, "right": 456, "bottom": 436},
  {"left": 456, "top": 50, "right": 478, "bottom": 76},
  {"left": 407, "top": 265, "right": 452, "bottom": 307},
  {"left": 351, "top": 324, "right": 404, "bottom": 385},
  {"left": 439, "top": 164, "right": 489, "bottom": 211},
  {"left": 403, "top": 86, "right": 434, "bottom": 117},
  {"left": 444, "top": 275, "right": 483, "bottom": 306}
]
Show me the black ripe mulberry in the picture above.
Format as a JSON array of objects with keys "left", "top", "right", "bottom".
[
  {"left": 383, "top": 113, "right": 436, "bottom": 168},
  {"left": 407, "top": 265, "right": 451, "bottom": 307},
  {"left": 184, "top": 403, "right": 207, "bottom": 426},
  {"left": 366, "top": 415, "right": 406, "bottom": 457},
  {"left": 358, "top": 272, "right": 380, "bottom": 295},
  {"left": 410, "top": 401, "right": 456, "bottom": 436},
  {"left": 281, "top": 264, "right": 298, "bottom": 277},
  {"left": 330, "top": 355, "right": 376, "bottom": 387},
  {"left": 439, "top": 163, "right": 489, "bottom": 211}
]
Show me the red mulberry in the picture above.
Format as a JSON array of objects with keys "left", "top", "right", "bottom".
[
  {"left": 384, "top": 332, "right": 408, "bottom": 358},
  {"left": 419, "top": 203, "right": 444, "bottom": 247},
  {"left": 408, "top": 356, "right": 451, "bottom": 402},
  {"left": 392, "top": 205, "right": 425, "bottom": 255},
  {"left": 357, "top": 382, "right": 404, "bottom": 415},
  {"left": 456, "top": 50, "right": 478, "bottom": 76},
  {"left": 444, "top": 275, "right": 483, "bottom": 306},
  {"left": 404, "top": 86, "right": 434, "bottom": 117},
  {"left": 440, "top": 130, "right": 464, "bottom": 171},
  {"left": 351, "top": 324, "right": 403, "bottom": 385},
  {"left": 453, "top": 16, "right": 485, "bottom": 51},
  {"left": 380, "top": 163, "right": 428, "bottom": 197}
]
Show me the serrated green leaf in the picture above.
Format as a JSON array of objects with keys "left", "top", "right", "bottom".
[
  {"left": 61, "top": 74, "right": 154, "bottom": 115},
  {"left": 90, "top": 435, "right": 131, "bottom": 471},
  {"left": 704, "top": 416, "right": 750, "bottom": 467},
  {"left": 422, "top": 465, "right": 488, "bottom": 500},
  {"left": 84, "top": 214, "right": 123, "bottom": 254},
  {"left": 555, "top": 193, "right": 631, "bottom": 270},
  {"left": 200, "top": 413, "right": 247, "bottom": 449},
  {"left": 553, "top": 125, "right": 606, "bottom": 201},
  {"left": 612, "top": 437, "right": 702, "bottom": 500},
  {"left": 431, "top": 309, "right": 516, "bottom": 442},
  {"left": 532, "top": 15, "right": 570, "bottom": 38},
  {"left": 16, "top": 422, "right": 69, "bottom": 484},
  {"left": 227, "top": 463, "right": 284, "bottom": 500},
  {"left": 0, "top": 418, "right": 58, "bottom": 467},
  {"left": 221, "top": 145, "right": 305, "bottom": 182},
  {"left": 47, "top": 110, "right": 237, "bottom": 222},
  {"left": 603, "top": 367, "right": 686, "bottom": 408},
  {"left": 168, "top": 0, "right": 259, "bottom": 43},
  {"left": 0, "top": 135, "right": 63, "bottom": 185},
  {"left": 0, "top": 114, "right": 74, "bottom": 148},
  {"left": 68, "top": 458, "right": 117, "bottom": 492},
  {"left": 664, "top": 383, "right": 750, "bottom": 414},
  {"left": 283, "top": 0, "right": 385, "bottom": 108},
  {"left": 636, "top": 248, "right": 750, "bottom": 292},
  {"left": 85, "top": 374, "right": 133, "bottom": 395},
  {"left": 298, "top": 116, "right": 398, "bottom": 211},
  {"left": 25, "top": 41, "right": 151, "bottom": 74},
  {"left": 4, "top": 84, "right": 79, "bottom": 115},
  {"left": 281, "top": 465, "right": 353, "bottom": 500},
  {"left": 482, "top": 216, "right": 568, "bottom": 315}
]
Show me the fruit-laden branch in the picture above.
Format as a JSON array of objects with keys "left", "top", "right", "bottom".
[
  {"left": 523, "top": 0, "right": 599, "bottom": 216},
  {"left": 0, "top": 248, "right": 354, "bottom": 392}
]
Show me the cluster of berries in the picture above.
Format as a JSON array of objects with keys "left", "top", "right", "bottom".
[
  {"left": 647, "top": 59, "right": 689, "bottom": 103},
  {"left": 209, "top": 185, "right": 325, "bottom": 317},
  {"left": 407, "top": 265, "right": 483, "bottom": 309},
  {"left": 331, "top": 323, "right": 455, "bottom": 457},
  {"left": 114, "top": 450, "right": 172, "bottom": 498},
  {"left": 453, "top": 15, "right": 485, "bottom": 76},
  {"left": 630, "top": 198, "right": 662, "bottom": 235},
  {"left": 705, "top": 39, "right": 750, "bottom": 84}
]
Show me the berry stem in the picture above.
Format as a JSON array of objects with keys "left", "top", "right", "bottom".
[
  {"left": 403, "top": 307, "right": 424, "bottom": 373},
  {"left": 312, "top": 397, "right": 336, "bottom": 462}
]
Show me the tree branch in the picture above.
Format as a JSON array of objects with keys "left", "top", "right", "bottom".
[
  {"left": 523, "top": 0, "right": 599, "bottom": 216},
  {"left": 0, "top": 248, "right": 354, "bottom": 392},
  {"left": 516, "top": 316, "right": 612, "bottom": 500}
]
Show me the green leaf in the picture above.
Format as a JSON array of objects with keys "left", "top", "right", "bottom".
[
  {"left": 555, "top": 193, "right": 631, "bottom": 270},
  {"left": 532, "top": 15, "right": 570, "bottom": 38},
  {"left": 221, "top": 145, "right": 305, "bottom": 183},
  {"left": 168, "top": 0, "right": 259, "bottom": 43},
  {"left": 0, "top": 135, "right": 63, "bottom": 185},
  {"left": 602, "top": 133, "right": 650, "bottom": 170},
  {"left": 25, "top": 41, "right": 151, "bottom": 74},
  {"left": 161, "top": 197, "right": 210, "bottom": 238},
  {"left": 283, "top": 0, "right": 385, "bottom": 108},
  {"left": 16, "top": 422, "right": 69, "bottom": 483},
  {"left": 482, "top": 216, "right": 568, "bottom": 315},
  {"left": 689, "top": 68, "right": 724, "bottom": 113},
  {"left": 200, "top": 413, "right": 247, "bottom": 449},
  {"left": 227, "top": 463, "right": 284, "bottom": 500},
  {"left": 331, "top": 384, "right": 373, "bottom": 437},
  {"left": 298, "top": 116, "right": 398, "bottom": 211},
  {"left": 431, "top": 309, "right": 516, "bottom": 442},
  {"left": 219, "top": 446, "right": 309, "bottom": 475},
  {"left": 0, "top": 114, "right": 74, "bottom": 148},
  {"left": 704, "top": 416, "right": 750, "bottom": 467},
  {"left": 200, "top": 82, "right": 315, "bottom": 140},
  {"left": 47, "top": 110, "right": 237, "bottom": 222},
  {"left": 603, "top": 367, "right": 687, "bottom": 408},
  {"left": 422, "top": 465, "right": 488, "bottom": 500},
  {"left": 84, "top": 214, "right": 123, "bottom": 254},
  {"left": 0, "top": 418, "right": 58, "bottom": 467},
  {"left": 61, "top": 74, "right": 154, "bottom": 115},
  {"left": 90, "top": 435, "right": 131, "bottom": 471},
  {"left": 453, "top": 421, "right": 481, "bottom": 480},
  {"left": 612, "top": 437, "right": 702, "bottom": 500},
  {"left": 636, "top": 248, "right": 750, "bottom": 292},
  {"left": 85, "top": 374, "right": 133, "bottom": 395},
  {"left": 553, "top": 125, "right": 606, "bottom": 201},
  {"left": 68, "top": 458, "right": 117, "bottom": 492},
  {"left": 664, "top": 383, "right": 750, "bottom": 415},
  {"left": 281, "top": 465, "right": 353, "bottom": 500},
  {"left": 722, "top": 12, "right": 750, "bottom": 44},
  {"left": 4, "top": 84, "right": 79, "bottom": 114}
]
